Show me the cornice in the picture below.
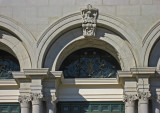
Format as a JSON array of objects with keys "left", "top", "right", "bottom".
[
  {"left": 61, "top": 78, "right": 119, "bottom": 85},
  {"left": 23, "top": 68, "right": 49, "bottom": 76}
]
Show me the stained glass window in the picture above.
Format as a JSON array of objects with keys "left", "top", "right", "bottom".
[
  {"left": 60, "top": 48, "right": 121, "bottom": 78},
  {"left": 0, "top": 50, "right": 20, "bottom": 79}
]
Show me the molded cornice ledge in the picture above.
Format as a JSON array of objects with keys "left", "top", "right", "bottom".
[
  {"left": 12, "top": 72, "right": 26, "bottom": 79},
  {"left": 130, "top": 67, "right": 156, "bottom": 75},
  {"left": 118, "top": 67, "right": 156, "bottom": 78},
  {"left": 50, "top": 71, "right": 63, "bottom": 78},
  {"left": 23, "top": 68, "right": 49, "bottom": 78}
]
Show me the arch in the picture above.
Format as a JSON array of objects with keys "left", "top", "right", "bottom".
[
  {"left": 0, "top": 34, "right": 31, "bottom": 69},
  {"left": 0, "top": 15, "right": 36, "bottom": 68},
  {"left": 37, "top": 12, "right": 141, "bottom": 69},
  {"left": 43, "top": 27, "right": 136, "bottom": 71},
  {"left": 142, "top": 20, "right": 160, "bottom": 67}
]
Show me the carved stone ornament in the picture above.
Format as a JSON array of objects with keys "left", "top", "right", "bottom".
[
  {"left": 18, "top": 95, "right": 31, "bottom": 108},
  {"left": 44, "top": 95, "right": 57, "bottom": 102},
  {"left": 81, "top": 4, "right": 98, "bottom": 37},
  {"left": 123, "top": 94, "right": 138, "bottom": 103},
  {"left": 18, "top": 95, "right": 31, "bottom": 104},
  {"left": 30, "top": 93, "right": 43, "bottom": 105},
  {"left": 156, "top": 94, "right": 160, "bottom": 103},
  {"left": 138, "top": 91, "right": 151, "bottom": 101}
]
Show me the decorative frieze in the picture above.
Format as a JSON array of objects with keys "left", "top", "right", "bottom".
[{"left": 81, "top": 4, "right": 98, "bottom": 37}]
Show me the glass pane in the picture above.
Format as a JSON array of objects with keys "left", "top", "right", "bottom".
[
  {"left": 112, "top": 105, "right": 120, "bottom": 111},
  {"left": 83, "top": 106, "right": 89, "bottom": 112},
  {"left": 60, "top": 48, "right": 121, "bottom": 78},
  {"left": 102, "top": 106, "right": 109, "bottom": 111},
  {"left": 1, "top": 107, "right": 9, "bottom": 113},
  {"left": 64, "top": 106, "right": 69, "bottom": 111},
  {"left": 0, "top": 50, "right": 20, "bottom": 79},
  {"left": 73, "top": 106, "right": 78, "bottom": 111},
  {"left": 92, "top": 106, "right": 98, "bottom": 111}
]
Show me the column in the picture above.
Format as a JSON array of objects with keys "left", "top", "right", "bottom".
[
  {"left": 138, "top": 92, "right": 150, "bottom": 113},
  {"left": 45, "top": 95, "right": 57, "bottom": 113},
  {"left": 124, "top": 94, "right": 137, "bottom": 113},
  {"left": 31, "top": 93, "right": 43, "bottom": 113},
  {"left": 153, "top": 94, "right": 160, "bottom": 113},
  {"left": 18, "top": 95, "right": 31, "bottom": 113}
]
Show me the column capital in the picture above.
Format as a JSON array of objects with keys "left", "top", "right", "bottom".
[
  {"left": 138, "top": 91, "right": 151, "bottom": 103},
  {"left": 123, "top": 94, "right": 138, "bottom": 107},
  {"left": 30, "top": 93, "right": 43, "bottom": 105},
  {"left": 44, "top": 95, "right": 57, "bottom": 103},
  {"left": 156, "top": 94, "right": 160, "bottom": 103},
  {"left": 18, "top": 95, "right": 31, "bottom": 108}
]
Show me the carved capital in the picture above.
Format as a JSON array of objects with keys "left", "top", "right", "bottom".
[
  {"left": 18, "top": 95, "right": 31, "bottom": 108},
  {"left": 123, "top": 94, "right": 138, "bottom": 107},
  {"left": 44, "top": 95, "right": 57, "bottom": 102},
  {"left": 138, "top": 91, "right": 151, "bottom": 101},
  {"left": 81, "top": 4, "right": 98, "bottom": 37},
  {"left": 123, "top": 94, "right": 138, "bottom": 102},
  {"left": 156, "top": 94, "right": 160, "bottom": 103},
  {"left": 30, "top": 93, "right": 43, "bottom": 105}
]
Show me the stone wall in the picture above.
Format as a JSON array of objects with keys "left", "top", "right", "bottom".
[{"left": 0, "top": 0, "right": 159, "bottom": 39}]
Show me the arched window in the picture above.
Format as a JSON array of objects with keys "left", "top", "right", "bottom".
[
  {"left": 0, "top": 50, "right": 20, "bottom": 79},
  {"left": 60, "top": 48, "right": 121, "bottom": 78}
]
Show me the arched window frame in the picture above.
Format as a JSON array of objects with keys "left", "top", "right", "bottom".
[{"left": 60, "top": 48, "right": 121, "bottom": 78}]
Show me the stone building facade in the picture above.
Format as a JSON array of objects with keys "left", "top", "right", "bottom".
[{"left": 0, "top": 0, "right": 160, "bottom": 113}]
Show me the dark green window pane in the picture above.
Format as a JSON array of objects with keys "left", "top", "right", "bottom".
[
  {"left": 1, "top": 107, "right": 8, "bottom": 113},
  {"left": 64, "top": 106, "right": 69, "bottom": 111},
  {"left": 60, "top": 48, "right": 121, "bottom": 78},
  {"left": 102, "top": 106, "right": 110, "bottom": 111},
  {"left": 73, "top": 106, "right": 78, "bottom": 111},
  {"left": 57, "top": 101, "right": 124, "bottom": 113},
  {"left": 92, "top": 106, "right": 99, "bottom": 111},
  {"left": 0, "top": 50, "right": 20, "bottom": 79},
  {"left": 83, "top": 106, "right": 89, "bottom": 111},
  {"left": 0, "top": 103, "right": 20, "bottom": 113}
]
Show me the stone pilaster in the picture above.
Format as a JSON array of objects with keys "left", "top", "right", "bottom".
[
  {"left": 31, "top": 93, "right": 43, "bottom": 113},
  {"left": 18, "top": 95, "right": 31, "bottom": 113},
  {"left": 138, "top": 91, "right": 151, "bottom": 113},
  {"left": 45, "top": 95, "right": 57, "bottom": 113},
  {"left": 153, "top": 94, "right": 160, "bottom": 113},
  {"left": 123, "top": 94, "right": 137, "bottom": 113}
]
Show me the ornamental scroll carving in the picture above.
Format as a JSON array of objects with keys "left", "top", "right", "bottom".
[
  {"left": 81, "top": 4, "right": 98, "bottom": 37},
  {"left": 138, "top": 92, "right": 151, "bottom": 101}
]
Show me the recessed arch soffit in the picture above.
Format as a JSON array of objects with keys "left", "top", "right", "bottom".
[
  {"left": 37, "top": 9, "right": 141, "bottom": 69},
  {"left": 142, "top": 20, "right": 160, "bottom": 67},
  {"left": 43, "top": 27, "right": 136, "bottom": 71},
  {"left": 0, "top": 15, "right": 36, "bottom": 68}
]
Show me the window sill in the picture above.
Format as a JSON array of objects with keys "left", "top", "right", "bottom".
[
  {"left": 61, "top": 78, "right": 119, "bottom": 85},
  {"left": 0, "top": 79, "right": 17, "bottom": 86}
]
